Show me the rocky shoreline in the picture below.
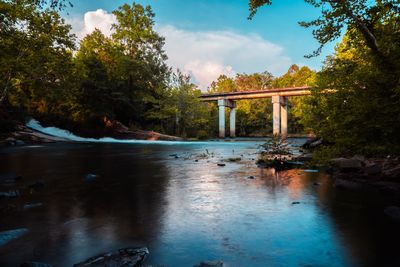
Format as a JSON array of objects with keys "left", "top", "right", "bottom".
[{"left": 328, "top": 156, "right": 400, "bottom": 193}]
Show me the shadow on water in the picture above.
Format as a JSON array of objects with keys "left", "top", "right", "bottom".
[{"left": 0, "top": 141, "right": 399, "bottom": 266}]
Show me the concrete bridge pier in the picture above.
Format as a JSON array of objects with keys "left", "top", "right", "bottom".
[
  {"left": 218, "top": 99, "right": 236, "bottom": 138},
  {"left": 280, "top": 97, "right": 288, "bottom": 139},
  {"left": 272, "top": 96, "right": 288, "bottom": 138}
]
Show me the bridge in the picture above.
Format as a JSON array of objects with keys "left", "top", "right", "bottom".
[{"left": 200, "top": 86, "right": 312, "bottom": 138}]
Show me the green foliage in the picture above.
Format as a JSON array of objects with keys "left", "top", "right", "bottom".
[
  {"left": 248, "top": 0, "right": 400, "bottom": 59},
  {"left": 309, "top": 146, "right": 341, "bottom": 167},
  {"left": 259, "top": 135, "right": 292, "bottom": 156},
  {"left": 1, "top": 0, "right": 76, "bottom": 116},
  {"left": 150, "top": 71, "right": 212, "bottom": 138},
  {"left": 257, "top": 135, "right": 293, "bottom": 170},
  {"left": 250, "top": 0, "right": 400, "bottom": 156}
]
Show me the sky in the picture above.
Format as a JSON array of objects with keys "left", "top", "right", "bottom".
[{"left": 63, "top": 0, "right": 338, "bottom": 90}]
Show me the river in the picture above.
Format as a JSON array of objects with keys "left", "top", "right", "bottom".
[{"left": 0, "top": 140, "right": 399, "bottom": 266}]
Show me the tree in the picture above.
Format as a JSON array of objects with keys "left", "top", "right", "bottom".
[
  {"left": 1, "top": 0, "right": 75, "bottom": 114},
  {"left": 250, "top": 0, "right": 400, "bottom": 155},
  {"left": 248, "top": 0, "right": 400, "bottom": 61},
  {"left": 309, "top": 29, "right": 400, "bottom": 155},
  {"left": 148, "top": 71, "right": 211, "bottom": 138},
  {"left": 110, "top": 2, "right": 170, "bottom": 126}
]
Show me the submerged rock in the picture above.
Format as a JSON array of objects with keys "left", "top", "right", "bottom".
[
  {"left": 23, "top": 203, "right": 43, "bottom": 210},
  {"left": 292, "top": 202, "right": 301, "bottom": 205},
  {"left": 383, "top": 165, "right": 400, "bottom": 179},
  {"left": 0, "top": 228, "right": 28, "bottom": 247},
  {"left": 304, "top": 169, "right": 319, "bottom": 173},
  {"left": 0, "top": 190, "right": 20, "bottom": 198},
  {"left": 227, "top": 157, "right": 241, "bottom": 162},
  {"left": 194, "top": 260, "right": 224, "bottom": 267},
  {"left": 85, "top": 174, "right": 98, "bottom": 182},
  {"left": 73, "top": 247, "right": 149, "bottom": 267},
  {"left": 5, "top": 137, "right": 26, "bottom": 146}
]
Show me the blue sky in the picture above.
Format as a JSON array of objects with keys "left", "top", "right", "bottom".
[{"left": 64, "top": 0, "right": 338, "bottom": 89}]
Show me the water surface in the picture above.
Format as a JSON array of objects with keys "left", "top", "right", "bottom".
[{"left": 0, "top": 141, "right": 399, "bottom": 266}]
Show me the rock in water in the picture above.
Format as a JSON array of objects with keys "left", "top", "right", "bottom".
[
  {"left": 194, "top": 260, "right": 224, "bottom": 267},
  {"left": 73, "top": 247, "right": 149, "bottom": 267},
  {"left": 330, "top": 158, "right": 363, "bottom": 171},
  {"left": 85, "top": 174, "right": 98, "bottom": 182},
  {"left": 0, "top": 228, "right": 28, "bottom": 247},
  {"left": 0, "top": 190, "right": 20, "bottom": 198},
  {"left": 23, "top": 203, "right": 43, "bottom": 210},
  {"left": 217, "top": 163, "right": 226, "bottom": 167}
]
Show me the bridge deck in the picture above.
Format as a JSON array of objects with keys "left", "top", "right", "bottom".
[{"left": 200, "top": 86, "right": 311, "bottom": 101}]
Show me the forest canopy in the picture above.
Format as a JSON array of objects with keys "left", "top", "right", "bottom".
[
  {"left": 0, "top": 1, "right": 316, "bottom": 139},
  {"left": 1, "top": 0, "right": 400, "bottom": 156}
]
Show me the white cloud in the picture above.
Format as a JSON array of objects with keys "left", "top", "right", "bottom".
[
  {"left": 67, "top": 10, "right": 293, "bottom": 90},
  {"left": 67, "top": 9, "right": 117, "bottom": 39},
  {"left": 160, "top": 25, "right": 292, "bottom": 90}
]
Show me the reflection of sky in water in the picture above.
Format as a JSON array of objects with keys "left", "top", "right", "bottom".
[
  {"left": 3, "top": 141, "right": 394, "bottom": 266},
  {"left": 151, "top": 146, "right": 353, "bottom": 267}
]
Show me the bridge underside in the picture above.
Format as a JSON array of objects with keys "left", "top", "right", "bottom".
[{"left": 201, "top": 87, "right": 311, "bottom": 138}]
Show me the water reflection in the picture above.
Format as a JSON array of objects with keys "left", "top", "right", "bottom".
[{"left": 0, "top": 142, "right": 398, "bottom": 266}]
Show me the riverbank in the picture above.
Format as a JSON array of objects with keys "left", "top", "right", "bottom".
[
  {"left": 328, "top": 156, "right": 400, "bottom": 193},
  {"left": 0, "top": 119, "right": 183, "bottom": 147}
]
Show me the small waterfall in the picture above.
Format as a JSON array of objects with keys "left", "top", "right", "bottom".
[{"left": 25, "top": 119, "right": 245, "bottom": 145}]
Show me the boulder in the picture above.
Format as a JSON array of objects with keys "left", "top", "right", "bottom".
[
  {"left": 85, "top": 174, "right": 98, "bottom": 182},
  {"left": 331, "top": 158, "right": 363, "bottom": 171},
  {"left": 74, "top": 247, "right": 149, "bottom": 267},
  {"left": 194, "top": 260, "right": 224, "bottom": 267},
  {"left": 0, "top": 228, "right": 28, "bottom": 247},
  {"left": 23, "top": 203, "right": 43, "bottom": 210},
  {"left": 301, "top": 137, "right": 323, "bottom": 149},
  {"left": 0, "top": 190, "right": 20, "bottom": 198},
  {"left": 364, "top": 163, "right": 382, "bottom": 176},
  {"left": 309, "top": 138, "right": 324, "bottom": 149},
  {"left": 384, "top": 206, "right": 400, "bottom": 222},
  {"left": 383, "top": 165, "right": 400, "bottom": 179}
]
